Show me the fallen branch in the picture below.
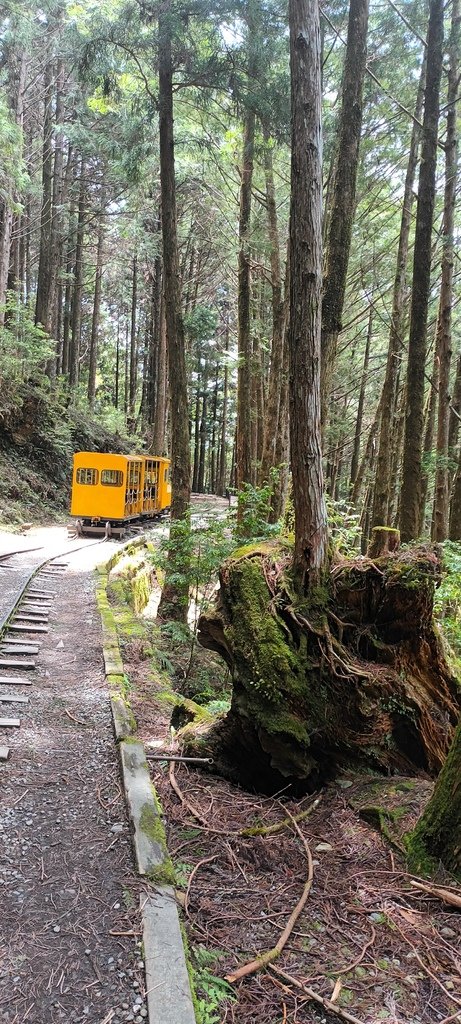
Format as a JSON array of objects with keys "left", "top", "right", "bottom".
[
  {"left": 225, "top": 809, "right": 313, "bottom": 983},
  {"left": 185, "top": 854, "right": 218, "bottom": 916},
  {"left": 64, "top": 708, "right": 87, "bottom": 727},
  {"left": 410, "top": 878, "right": 461, "bottom": 910},
  {"left": 239, "top": 796, "right": 321, "bottom": 837},
  {"left": 269, "top": 965, "right": 366, "bottom": 1024},
  {"left": 168, "top": 761, "right": 210, "bottom": 829}
]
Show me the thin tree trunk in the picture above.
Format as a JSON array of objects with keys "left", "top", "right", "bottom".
[
  {"left": 87, "top": 195, "right": 105, "bottom": 408},
  {"left": 351, "top": 395, "right": 383, "bottom": 507},
  {"left": 320, "top": 0, "right": 370, "bottom": 428},
  {"left": 35, "top": 60, "right": 54, "bottom": 333},
  {"left": 350, "top": 302, "right": 372, "bottom": 490},
  {"left": 419, "top": 351, "right": 438, "bottom": 530},
  {"left": 236, "top": 105, "right": 255, "bottom": 493},
  {"left": 152, "top": 294, "right": 167, "bottom": 454},
  {"left": 372, "top": 61, "right": 425, "bottom": 528},
  {"left": 129, "top": 254, "right": 138, "bottom": 420},
  {"left": 157, "top": 0, "right": 191, "bottom": 622},
  {"left": 260, "top": 134, "right": 285, "bottom": 484},
  {"left": 288, "top": 0, "right": 328, "bottom": 587},
  {"left": 217, "top": 313, "right": 230, "bottom": 496},
  {"left": 69, "top": 159, "right": 86, "bottom": 393},
  {"left": 400, "top": 0, "right": 444, "bottom": 541},
  {"left": 432, "top": 0, "right": 460, "bottom": 541}
]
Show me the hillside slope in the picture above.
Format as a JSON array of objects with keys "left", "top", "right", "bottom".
[{"left": 0, "top": 385, "right": 130, "bottom": 529}]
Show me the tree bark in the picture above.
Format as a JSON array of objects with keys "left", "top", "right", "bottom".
[
  {"left": 288, "top": 0, "right": 328, "bottom": 588},
  {"left": 260, "top": 133, "right": 285, "bottom": 485},
  {"left": 372, "top": 61, "right": 425, "bottom": 529},
  {"left": 350, "top": 302, "right": 372, "bottom": 490},
  {"left": 69, "top": 159, "right": 86, "bottom": 393},
  {"left": 320, "top": 0, "right": 369, "bottom": 428},
  {"left": 128, "top": 254, "right": 138, "bottom": 421},
  {"left": 400, "top": 0, "right": 444, "bottom": 542},
  {"left": 236, "top": 104, "right": 255, "bottom": 493},
  {"left": 87, "top": 194, "right": 105, "bottom": 409},
  {"left": 35, "top": 60, "right": 54, "bottom": 334},
  {"left": 410, "top": 717, "right": 461, "bottom": 879},
  {"left": 157, "top": 0, "right": 191, "bottom": 622},
  {"left": 432, "top": 0, "right": 460, "bottom": 541}
]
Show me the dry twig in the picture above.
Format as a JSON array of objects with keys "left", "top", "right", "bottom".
[
  {"left": 225, "top": 809, "right": 314, "bottom": 983},
  {"left": 268, "top": 965, "right": 366, "bottom": 1024}
]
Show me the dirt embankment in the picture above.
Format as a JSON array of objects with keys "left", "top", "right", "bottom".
[{"left": 0, "top": 385, "right": 129, "bottom": 529}]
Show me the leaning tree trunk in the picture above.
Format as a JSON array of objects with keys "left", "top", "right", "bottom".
[
  {"left": 288, "top": 0, "right": 328, "bottom": 588},
  {"left": 400, "top": 0, "right": 443, "bottom": 542},
  {"left": 409, "top": 717, "right": 461, "bottom": 879},
  {"left": 320, "top": 0, "right": 369, "bottom": 429},
  {"left": 157, "top": 0, "right": 191, "bottom": 622}
]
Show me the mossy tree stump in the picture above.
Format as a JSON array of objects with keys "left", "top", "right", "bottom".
[{"left": 188, "top": 542, "right": 460, "bottom": 793}]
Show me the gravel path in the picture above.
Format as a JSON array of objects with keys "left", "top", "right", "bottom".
[{"left": 0, "top": 541, "right": 148, "bottom": 1024}]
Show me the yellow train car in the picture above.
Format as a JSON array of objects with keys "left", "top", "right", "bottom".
[{"left": 70, "top": 452, "right": 171, "bottom": 536}]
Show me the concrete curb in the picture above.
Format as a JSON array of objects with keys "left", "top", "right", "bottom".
[{"left": 96, "top": 542, "right": 197, "bottom": 1023}]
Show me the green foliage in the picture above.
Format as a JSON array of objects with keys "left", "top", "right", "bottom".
[
  {"left": 434, "top": 541, "right": 461, "bottom": 667},
  {"left": 190, "top": 945, "right": 235, "bottom": 1024},
  {"left": 236, "top": 477, "right": 282, "bottom": 541},
  {"left": 0, "top": 295, "right": 54, "bottom": 390},
  {"left": 326, "top": 496, "right": 362, "bottom": 555}
]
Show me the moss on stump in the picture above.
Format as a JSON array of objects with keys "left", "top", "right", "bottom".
[{"left": 190, "top": 542, "right": 460, "bottom": 792}]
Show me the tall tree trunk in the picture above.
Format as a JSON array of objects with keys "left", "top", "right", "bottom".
[
  {"left": 198, "top": 362, "right": 208, "bottom": 493},
  {"left": 260, "top": 134, "right": 285, "bottom": 484},
  {"left": 157, "top": 0, "right": 191, "bottom": 622},
  {"left": 152, "top": 294, "right": 168, "bottom": 454},
  {"left": 236, "top": 104, "right": 255, "bottom": 494},
  {"left": 419, "top": 353, "right": 438, "bottom": 529},
  {"left": 432, "top": 0, "right": 460, "bottom": 541},
  {"left": 320, "top": 0, "right": 370, "bottom": 428},
  {"left": 61, "top": 154, "right": 76, "bottom": 377},
  {"left": 350, "top": 302, "right": 372, "bottom": 490},
  {"left": 448, "top": 353, "right": 461, "bottom": 461},
  {"left": 217, "top": 313, "right": 230, "bottom": 496},
  {"left": 87, "top": 195, "right": 105, "bottom": 409},
  {"left": 372, "top": 62, "right": 425, "bottom": 528},
  {"left": 35, "top": 60, "right": 54, "bottom": 333},
  {"left": 351, "top": 395, "right": 383, "bottom": 507},
  {"left": 47, "top": 57, "right": 65, "bottom": 376},
  {"left": 288, "top": 0, "right": 328, "bottom": 587},
  {"left": 129, "top": 254, "right": 138, "bottom": 421},
  {"left": 69, "top": 159, "right": 86, "bottom": 393},
  {"left": 0, "top": 49, "right": 26, "bottom": 325},
  {"left": 400, "top": 0, "right": 444, "bottom": 542}
]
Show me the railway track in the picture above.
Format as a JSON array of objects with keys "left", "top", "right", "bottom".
[{"left": 0, "top": 537, "right": 109, "bottom": 760}]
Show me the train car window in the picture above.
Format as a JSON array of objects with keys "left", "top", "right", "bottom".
[
  {"left": 76, "top": 468, "right": 98, "bottom": 485},
  {"left": 164, "top": 466, "right": 171, "bottom": 483},
  {"left": 101, "top": 469, "right": 123, "bottom": 487}
]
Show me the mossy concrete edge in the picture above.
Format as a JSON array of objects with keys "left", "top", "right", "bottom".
[{"left": 96, "top": 542, "right": 197, "bottom": 1024}]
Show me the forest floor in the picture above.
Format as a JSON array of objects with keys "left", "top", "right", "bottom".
[{"left": 112, "top": 539, "right": 461, "bottom": 1024}]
